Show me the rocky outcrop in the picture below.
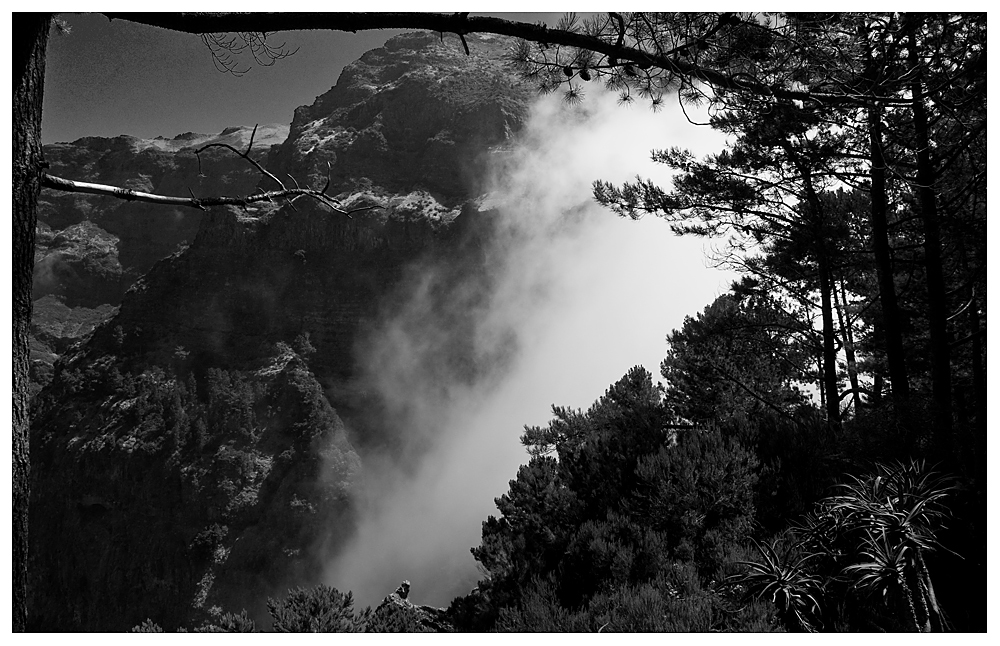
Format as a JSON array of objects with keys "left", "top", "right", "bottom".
[
  {"left": 30, "top": 220, "right": 124, "bottom": 392},
  {"left": 28, "top": 295, "right": 117, "bottom": 398},
  {"left": 34, "top": 220, "right": 125, "bottom": 306},
  {"left": 267, "top": 31, "right": 531, "bottom": 202},
  {"left": 29, "top": 31, "right": 528, "bottom": 631},
  {"left": 38, "top": 124, "right": 288, "bottom": 276},
  {"left": 30, "top": 126, "right": 288, "bottom": 394},
  {"left": 369, "top": 581, "right": 454, "bottom": 632}
]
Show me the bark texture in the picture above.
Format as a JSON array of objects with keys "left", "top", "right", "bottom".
[{"left": 13, "top": 12, "right": 51, "bottom": 633}]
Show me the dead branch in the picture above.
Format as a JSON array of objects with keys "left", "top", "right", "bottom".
[
  {"left": 40, "top": 173, "right": 379, "bottom": 218},
  {"left": 42, "top": 120, "right": 379, "bottom": 217},
  {"left": 194, "top": 123, "right": 285, "bottom": 190}
]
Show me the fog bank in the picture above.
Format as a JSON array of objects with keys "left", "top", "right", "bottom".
[{"left": 323, "top": 90, "right": 734, "bottom": 609}]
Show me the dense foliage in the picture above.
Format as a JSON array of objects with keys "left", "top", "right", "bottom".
[
  {"left": 446, "top": 291, "right": 977, "bottom": 631},
  {"left": 28, "top": 341, "right": 361, "bottom": 630},
  {"left": 448, "top": 366, "right": 780, "bottom": 631},
  {"left": 134, "top": 583, "right": 438, "bottom": 633}
]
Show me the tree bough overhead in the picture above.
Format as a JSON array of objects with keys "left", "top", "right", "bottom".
[{"left": 13, "top": 11, "right": 985, "bottom": 632}]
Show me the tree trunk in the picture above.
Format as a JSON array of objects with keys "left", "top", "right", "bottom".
[
  {"left": 866, "top": 102, "right": 910, "bottom": 406},
  {"left": 834, "top": 279, "right": 863, "bottom": 415},
  {"left": 794, "top": 156, "right": 841, "bottom": 429},
  {"left": 817, "top": 352, "right": 825, "bottom": 415},
  {"left": 780, "top": 138, "right": 840, "bottom": 429},
  {"left": 816, "top": 245, "right": 841, "bottom": 428},
  {"left": 13, "top": 12, "right": 50, "bottom": 633},
  {"left": 906, "top": 14, "right": 952, "bottom": 449}
]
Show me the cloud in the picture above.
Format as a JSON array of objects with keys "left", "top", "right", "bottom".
[{"left": 323, "top": 89, "right": 736, "bottom": 609}]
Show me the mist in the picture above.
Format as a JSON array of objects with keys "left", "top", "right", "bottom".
[{"left": 323, "top": 89, "right": 736, "bottom": 610}]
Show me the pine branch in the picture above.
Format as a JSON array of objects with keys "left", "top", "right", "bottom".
[{"left": 104, "top": 12, "right": 900, "bottom": 107}]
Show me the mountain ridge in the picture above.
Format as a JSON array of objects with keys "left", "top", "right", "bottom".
[{"left": 29, "top": 30, "right": 529, "bottom": 631}]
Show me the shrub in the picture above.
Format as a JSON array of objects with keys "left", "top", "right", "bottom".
[{"left": 267, "top": 585, "right": 369, "bottom": 632}]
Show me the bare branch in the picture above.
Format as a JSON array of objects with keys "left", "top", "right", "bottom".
[
  {"left": 194, "top": 124, "right": 284, "bottom": 191},
  {"left": 245, "top": 123, "right": 257, "bottom": 155},
  {"left": 40, "top": 173, "right": 377, "bottom": 218},
  {"left": 322, "top": 162, "right": 332, "bottom": 195},
  {"left": 186, "top": 187, "right": 206, "bottom": 210}
]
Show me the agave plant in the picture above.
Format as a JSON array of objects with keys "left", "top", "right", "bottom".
[
  {"left": 792, "top": 508, "right": 851, "bottom": 568},
  {"left": 817, "top": 460, "right": 957, "bottom": 632},
  {"left": 843, "top": 529, "right": 919, "bottom": 630},
  {"left": 732, "top": 537, "right": 824, "bottom": 632}
]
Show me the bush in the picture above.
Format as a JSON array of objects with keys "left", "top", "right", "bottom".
[
  {"left": 463, "top": 367, "right": 775, "bottom": 631},
  {"left": 267, "top": 585, "right": 369, "bottom": 632},
  {"left": 195, "top": 609, "right": 258, "bottom": 633},
  {"left": 130, "top": 618, "right": 163, "bottom": 632}
]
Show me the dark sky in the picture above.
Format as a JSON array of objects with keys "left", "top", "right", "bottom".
[{"left": 41, "top": 12, "right": 565, "bottom": 144}]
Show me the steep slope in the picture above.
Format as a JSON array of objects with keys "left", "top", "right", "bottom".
[
  {"left": 267, "top": 31, "right": 530, "bottom": 201},
  {"left": 38, "top": 124, "right": 288, "bottom": 275},
  {"left": 31, "top": 126, "right": 287, "bottom": 392},
  {"left": 31, "top": 31, "right": 530, "bottom": 396},
  {"left": 30, "top": 345, "right": 359, "bottom": 631},
  {"left": 29, "top": 31, "right": 528, "bottom": 631}
]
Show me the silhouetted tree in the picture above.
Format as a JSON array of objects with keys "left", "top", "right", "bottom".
[{"left": 460, "top": 367, "right": 767, "bottom": 630}]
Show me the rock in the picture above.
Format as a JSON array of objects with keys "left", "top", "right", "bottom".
[
  {"left": 34, "top": 31, "right": 530, "bottom": 377},
  {"left": 267, "top": 32, "right": 531, "bottom": 203},
  {"left": 38, "top": 125, "right": 290, "bottom": 287},
  {"left": 370, "top": 580, "right": 453, "bottom": 633},
  {"left": 29, "top": 294, "right": 117, "bottom": 395},
  {"left": 33, "top": 220, "right": 125, "bottom": 307},
  {"left": 30, "top": 219, "right": 125, "bottom": 394}
]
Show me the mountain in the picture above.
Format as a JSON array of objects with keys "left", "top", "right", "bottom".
[
  {"left": 31, "top": 125, "right": 286, "bottom": 395},
  {"left": 29, "top": 32, "right": 531, "bottom": 631}
]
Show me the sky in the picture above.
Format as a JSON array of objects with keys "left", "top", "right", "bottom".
[
  {"left": 41, "top": 11, "right": 567, "bottom": 143},
  {"left": 39, "top": 8, "right": 740, "bottom": 611},
  {"left": 42, "top": 13, "right": 398, "bottom": 143}
]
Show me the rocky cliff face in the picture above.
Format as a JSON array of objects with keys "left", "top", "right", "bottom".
[
  {"left": 31, "top": 126, "right": 287, "bottom": 393},
  {"left": 31, "top": 32, "right": 529, "bottom": 396},
  {"left": 268, "top": 31, "right": 530, "bottom": 202},
  {"left": 30, "top": 32, "right": 529, "bottom": 631}
]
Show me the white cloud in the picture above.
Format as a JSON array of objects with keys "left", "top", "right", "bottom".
[{"left": 323, "top": 89, "right": 736, "bottom": 609}]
